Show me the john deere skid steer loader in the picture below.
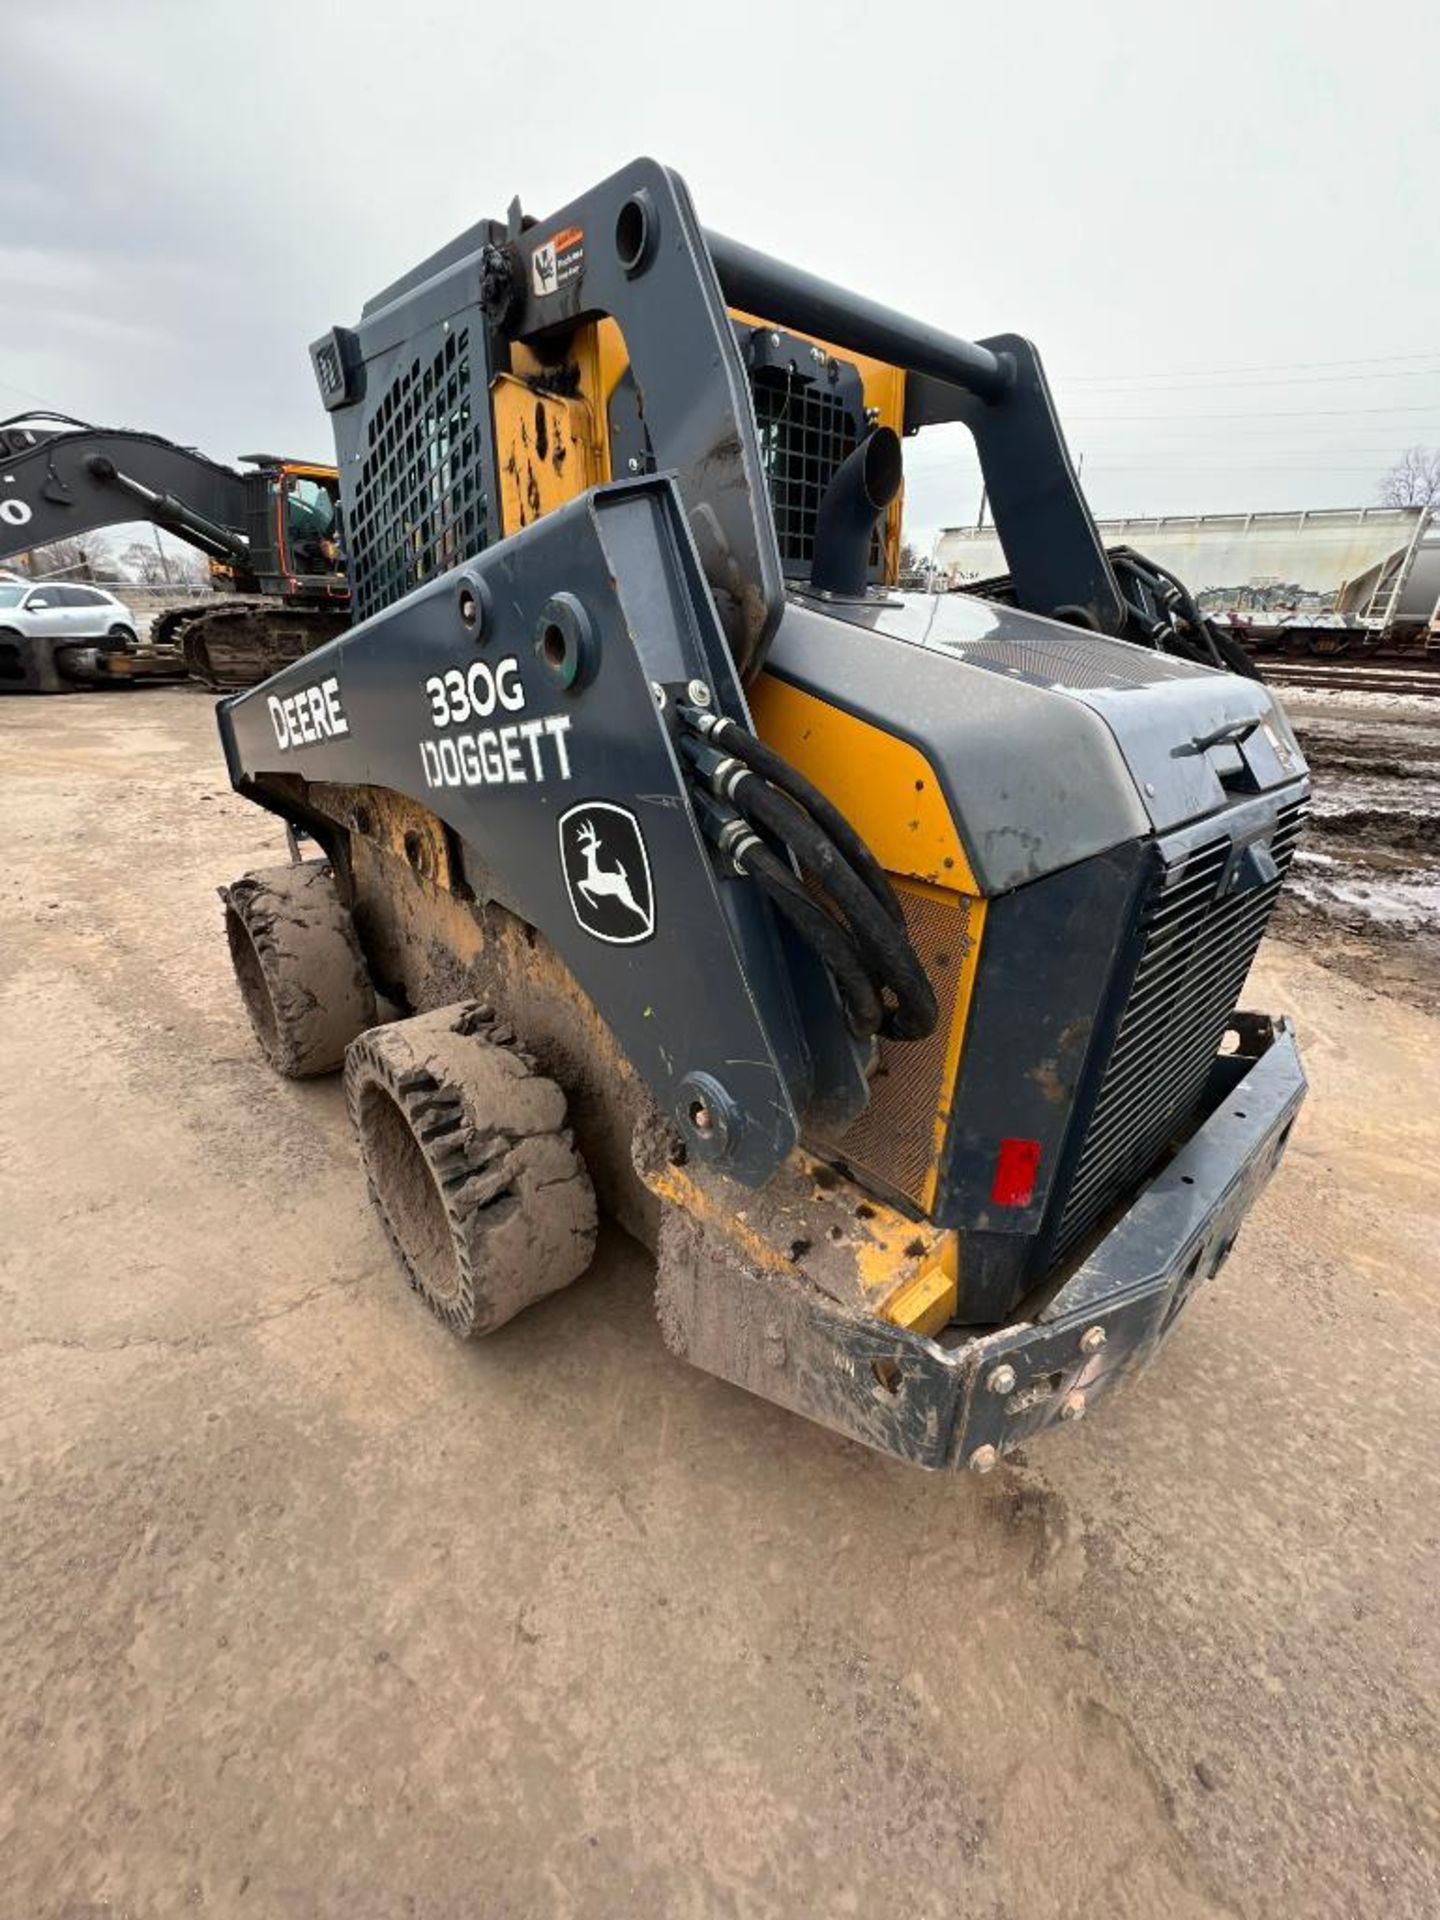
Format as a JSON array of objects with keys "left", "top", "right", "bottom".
[{"left": 215, "top": 159, "right": 1308, "bottom": 1471}]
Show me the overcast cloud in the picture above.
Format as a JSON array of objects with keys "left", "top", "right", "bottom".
[{"left": 4, "top": 0, "right": 1437, "bottom": 552}]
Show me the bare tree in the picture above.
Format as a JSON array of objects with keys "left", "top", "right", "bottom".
[
  {"left": 26, "top": 534, "right": 116, "bottom": 582},
  {"left": 1378, "top": 446, "right": 1440, "bottom": 510},
  {"left": 116, "top": 540, "right": 171, "bottom": 586},
  {"left": 166, "top": 546, "right": 212, "bottom": 588},
  {"left": 898, "top": 539, "right": 939, "bottom": 587},
  {"left": 116, "top": 539, "right": 211, "bottom": 588},
  {"left": 109, "top": 538, "right": 210, "bottom": 589}
]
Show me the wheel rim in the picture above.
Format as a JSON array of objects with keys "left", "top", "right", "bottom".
[{"left": 356, "top": 1083, "right": 463, "bottom": 1306}]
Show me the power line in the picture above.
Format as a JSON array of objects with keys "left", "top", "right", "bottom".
[
  {"left": 905, "top": 439, "right": 1417, "bottom": 463},
  {"left": 903, "top": 420, "right": 1440, "bottom": 453},
  {"left": 1074, "top": 463, "right": 1397, "bottom": 474},
  {"left": 1066, "top": 403, "right": 1440, "bottom": 422},
  {"left": 1074, "top": 445, "right": 1420, "bottom": 456},
  {"left": 901, "top": 445, "right": 1419, "bottom": 478},
  {"left": 1055, "top": 367, "right": 1440, "bottom": 393},
  {"left": 0, "top": 371, "right": 61, "bottom": 412},
  {"left": 1059, "top": 349, "right": 1440, "bottom": 384}
]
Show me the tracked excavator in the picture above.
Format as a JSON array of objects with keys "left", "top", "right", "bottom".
[
  {"left": 214, "top": 160, "right": 1309, "bottom": 1471},
  {"left": 0, "top": 412, "right": 349, "bottom": 691}
]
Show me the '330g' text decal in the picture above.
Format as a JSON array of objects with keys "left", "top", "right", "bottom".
[{"left": 419, "top": 653, "right": 573, "bottom": 791}]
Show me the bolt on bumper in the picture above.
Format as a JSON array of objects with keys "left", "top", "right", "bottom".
[{"left": 655, "top": 1014, "right": 1306, "bottom": 1471}]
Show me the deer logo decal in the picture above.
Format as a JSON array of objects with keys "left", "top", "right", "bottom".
[{"left": 558, "top": 802, "right": 656, "bottom": 945}]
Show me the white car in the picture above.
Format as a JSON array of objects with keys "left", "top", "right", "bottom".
[{"left": 0, "top": 580, "right": 140, "bottom": 649}]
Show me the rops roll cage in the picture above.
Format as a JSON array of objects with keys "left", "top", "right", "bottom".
[{"left": 316, "top": 157, "right": 1126, "bottom": 682}]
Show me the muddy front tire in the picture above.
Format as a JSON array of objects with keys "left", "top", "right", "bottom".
[
  {"left": 221, "top": 860, "right": 376, "bottom": 1077},
  {"left": 344, "top": 1003, "right": 598, "bottom": 1337}
]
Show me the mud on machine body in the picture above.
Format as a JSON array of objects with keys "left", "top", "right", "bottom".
[{"left": 216, "top": 159, "right": 1308, "bottom": 1470}]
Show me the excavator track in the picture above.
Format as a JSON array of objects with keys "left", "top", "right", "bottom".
[{"left": 151, "top": 597, "right": 349, "bottom": 692}]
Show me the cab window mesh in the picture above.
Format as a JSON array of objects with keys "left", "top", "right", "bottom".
[
  {"left": 350, "top": 327, "right": 488, "bottom": 620},
  {"left": 750, "top": 364, "right": 879, "bottom": 578}
]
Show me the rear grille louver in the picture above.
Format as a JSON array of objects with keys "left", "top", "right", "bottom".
[{"left": 1050, "top": 796, "right": 1308, "bottom": 1262}]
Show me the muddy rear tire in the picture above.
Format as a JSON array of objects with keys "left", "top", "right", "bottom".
[
  {"left": 221, "top": 860, "right": 376, "bottom": 1077},
  {"left": 344, "top": 1003, "right": 597, "bottom": 1337}
]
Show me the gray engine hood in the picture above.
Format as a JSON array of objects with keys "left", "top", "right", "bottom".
[{"left": 764, "top": 590, "right": 1308, "bottom": 896}]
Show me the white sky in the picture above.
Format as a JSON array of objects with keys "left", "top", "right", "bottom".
[{"left": 4, "top": 0, "right": 1437, "bottom": 559}]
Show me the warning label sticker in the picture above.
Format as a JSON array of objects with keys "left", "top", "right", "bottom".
[{"left": 531, "top": 226, "right": 585, "bottom": 298}]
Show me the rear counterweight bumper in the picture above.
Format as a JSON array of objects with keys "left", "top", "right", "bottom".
[{"left": 656, "top": 1015, "right": 1305, "bottom": 1470}]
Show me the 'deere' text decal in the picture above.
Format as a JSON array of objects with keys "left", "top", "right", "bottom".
[{"left": 268, "top": 675, "right": 349, "bottom": 750}]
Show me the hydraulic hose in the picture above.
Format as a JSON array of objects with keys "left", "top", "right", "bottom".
[
  {"left": 1109, "top": 553, "right": 1213, "bottom": 665},
  {"left": 680, "top": 726, "right": 938, "bottom": 1044},
  {"left": 734, "top": 833, "right": 885, "bottom": 1038},
  {"left": 1125, "top": 548, "right": 1263, "bottom": 680},
  {"left": 678, "top": 705, "right": 906, "bottom": 928},
  {"left": 1108, "top": 555, "right": 1194, "bottom": 652},
  {"left": 723, "top": 770, "right": 936, "bottom": 1041}
]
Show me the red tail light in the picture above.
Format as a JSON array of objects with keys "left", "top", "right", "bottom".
[{"left": 991, "top": 1137, "right": 1041, "bottom": 1208}]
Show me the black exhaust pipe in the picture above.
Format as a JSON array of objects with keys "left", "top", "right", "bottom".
[{"left": 809, "top": 427, "right": 903, "bottom": 598}]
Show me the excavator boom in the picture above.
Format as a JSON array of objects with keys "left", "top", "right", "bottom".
[
  {"left": 0, "top": 414, "right": 350, "bottom": 693},
  {"left": 0, "top": 416, "right": 250, "bottom": 567}
]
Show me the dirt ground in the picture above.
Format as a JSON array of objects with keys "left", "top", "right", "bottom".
[
  {"left": 1276, "top": 688, "right": 1440, "bottom": 1013},
  {"left": 2, "top": 688, "right": 1438, "bottom": 1920}
]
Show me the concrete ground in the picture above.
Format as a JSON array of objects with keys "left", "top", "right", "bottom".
[{"left": 1, "top": 689, "right": 1437, "bottom": 1920}]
